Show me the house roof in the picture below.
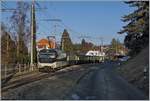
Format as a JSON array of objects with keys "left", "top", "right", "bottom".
[
  {"left": 37, "top": 39, "right": 49, "bottom": 45},
  {"left": 37, "top": 38, "right": 56, "bottom": 49}
]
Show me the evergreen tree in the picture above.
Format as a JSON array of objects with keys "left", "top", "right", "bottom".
[
  {"left": 81, "top": 38, "right": 86, "bottom": 52},
  {"left": 73, "top": 43, "right": 82, "bottom": 52},
  {"left": 111, "top": 38, "right": 117, "bottom": 51},
  {"left": 81, "top": 38, "right": 94, "bottom": 52},
  {"left": 61, "top": 29, "right": 73, "bottom": 53},
  {"left": 118, "top": 1, "right": 149, "bottom": 56},
  {"left": 109, "top": 38, "right": 126, "bottom": 55}
]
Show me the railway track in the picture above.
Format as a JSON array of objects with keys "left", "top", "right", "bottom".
[
  {"left": 1, "top": 64, "right": 103, "bottom": 93},
  {"left": 2, "top": 72, "right": 45, "bottom": 92},
  {"left": 1, "top": 64, "right": 93, "bottom": 93}
]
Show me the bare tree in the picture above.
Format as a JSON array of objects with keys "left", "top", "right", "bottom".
[
  {"left": 10, "top": 1, "right": 30, "bottom": 64},
  {"left": 1, "top": 22, "right": 17, "bottom": 64}
]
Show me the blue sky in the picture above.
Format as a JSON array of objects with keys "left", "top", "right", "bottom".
[{"left": 1, "top": 1, "right": 135, "bottom": 45}]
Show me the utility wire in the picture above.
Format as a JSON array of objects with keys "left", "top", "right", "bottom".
[
  {"left": 34, "top": 2, "right": 94, "bottom": 44},
  {"left": 60, "top": 21, "right": 92, "bottom": 41}
]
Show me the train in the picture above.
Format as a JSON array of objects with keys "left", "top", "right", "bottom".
[
  {"left": 37, "top": 49, "right": 106, "bottom": 72},
  {"left": 37, "top": 49, "right": 69, "bottom": 72}
]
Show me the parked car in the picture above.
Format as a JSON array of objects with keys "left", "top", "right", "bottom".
[{"left": 119, "top": 56, "right": 130, "bottom": 62}]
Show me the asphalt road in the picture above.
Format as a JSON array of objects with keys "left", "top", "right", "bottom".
[
  {"left": 1, "top": 62, "right": 148, "bottom": 100},
  {"left": 66, "top": 62, "right": 147, "bottom": 100}
]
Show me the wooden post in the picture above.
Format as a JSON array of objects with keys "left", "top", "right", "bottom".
[
  {"left": 19, "top": 64, "right": 21, "bottom": 73},
  {"left": 4, "top": 65, "right": 7, "bottom": 80}
]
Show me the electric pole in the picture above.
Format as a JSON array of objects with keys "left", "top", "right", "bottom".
[
  {"left": 30, "top": 0, "right": 37, "bottom": 68},
  {"left": 98, "top": 37, "right": 103, "bottom": 53},
  {"left": 41, "top": 18, "right": 62, "bottom": 49},
  {"left": 116, "top": 38, "right": 119, "bottom": 55},
  {"left": 101, "top": 37, "right": 103, "bottom": 53},
  {"left": 40, "top": 19, "right": 62, "bottom": 36},
  {"left": 30, "top": 1, "right": 47, "bottom": 67},
  {"left": 47, "top": 36, "right": 56, "bottom": 49}
]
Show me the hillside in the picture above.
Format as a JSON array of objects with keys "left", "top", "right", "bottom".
[{"left": 118, "top": 46, "right": 149, "bottom": 96}]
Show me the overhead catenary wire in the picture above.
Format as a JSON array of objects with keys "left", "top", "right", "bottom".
[
  {"left": 1, "top": 0, "right": 7, "bottom": 8},
  {"left": 37, "top": 2, "right": 85, "bottom": 39},
  {"left": 35, "top": 2, "right": 90, "bottom": 43},
  {"left": 1, "top": 3, "right": 7, "bottom": 9},
  {"left": 33, "top": 2, "right": 98, "bottom": 45},
  {"left": 0, "top": 1, "right": 16, "bottom": 12}
]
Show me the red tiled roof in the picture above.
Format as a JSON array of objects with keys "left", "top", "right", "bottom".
[{"left": 37, "top": 38, "right": 55, "bottom": 48}]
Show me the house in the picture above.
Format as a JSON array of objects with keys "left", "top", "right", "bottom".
[
  {"left": 85, "top": 50, "right": 105, "bottom": 57},
  {"left": 37, "top": 38, "right": 55, "bottom": 51}
]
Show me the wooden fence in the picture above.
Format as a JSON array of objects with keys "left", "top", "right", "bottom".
[{"left": 1, "top": 63, "right": 37, "bottom": 82}]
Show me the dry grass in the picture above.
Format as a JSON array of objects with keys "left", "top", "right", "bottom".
[{"left": 119, "top": 46, "right": 149, "bottom": 95}]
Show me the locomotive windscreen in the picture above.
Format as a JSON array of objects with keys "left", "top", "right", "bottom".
[{"left": 38, "top": 49, "right": 57, "bottom": 63}]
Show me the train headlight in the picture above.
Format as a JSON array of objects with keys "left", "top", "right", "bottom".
[{"left": 49, "top": 55, "right": 56, "bottom": 58}]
